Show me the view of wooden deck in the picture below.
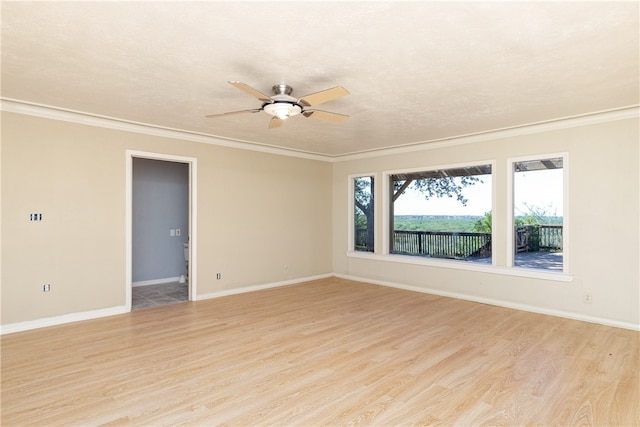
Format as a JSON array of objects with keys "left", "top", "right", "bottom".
[
  {"left": 358, "top": 226, "right": 564, "bottom": 271},
  {"left": 471, "top": 251, "right": 563, "bottom": 271},
  {"left": 515, "top": 251, "right": 563, "bottom": 270}
]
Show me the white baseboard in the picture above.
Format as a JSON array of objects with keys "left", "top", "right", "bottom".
[
  {"left": 335, "top": 273, "right": 640, "bottom": 332},
  {"left": 197, "top": 273, "right": 333, "bottom": 301},
  {"left": 132, "top": 276, "right": 182, "bottom": 287},
  {"left": 1, "top": 305, "right": 129, "bottom": 335},
  {"left": 3, "top": 272, "right": 637, "bottom": 334},
  {"left": 1, "top": 275, "right": 331, "bottom": 334}
]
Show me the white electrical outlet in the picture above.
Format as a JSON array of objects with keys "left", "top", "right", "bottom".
[
  {"left": 583, "top": 292, "right": 592, "bottom": 304},
  {"left": 176, "top": 228, "right": 181, "bottom": 236},
  {"left": 43, "top": 284, "right": 51, "bottom": 292}
]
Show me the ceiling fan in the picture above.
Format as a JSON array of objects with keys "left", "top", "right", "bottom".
[{"left": 206, "top": 81, "right": 349, "bottom": 128}]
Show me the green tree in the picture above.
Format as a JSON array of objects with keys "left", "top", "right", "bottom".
[
  {"left": 472, "top": 211, "right": 492, "bottom": 233},
  {"left": 354, "top": 177, "right": 374, "bottom": 251},
  {"left": 514, "top": 203, "right": 558, "bottom": 251},
  {"left": 355, "top": 174, "right": 483, "bottom": 251},
  {"left": 515, "top": 202, "right": 558, "bottom": 225},
  {"left": 393, "top": 176, "right": 481, "bottom": 207}
]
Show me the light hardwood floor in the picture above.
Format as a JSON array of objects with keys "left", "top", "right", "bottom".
[{"left": 2, "top": 278, "right": 638, "bottom": 426}]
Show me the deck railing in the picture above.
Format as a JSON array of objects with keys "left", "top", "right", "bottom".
[
  {"left": 540, "top": 225, "right": 563, "bottom": 250},
  {"left": 355, "top": 229, "right": 373, "bottom": 252},
  {"left": 392, "top": 230, "right": 492, "bottom": 259},
  {"left": 357, "top": 224, "right": 562, "bottom": 259},
  {"left": 516, "top": 225, "right": 563, "bottom": 252}
]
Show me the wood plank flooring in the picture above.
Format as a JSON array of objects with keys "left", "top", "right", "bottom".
[{"left": 2, "top": 278, "right": 638, "bottom": 426}]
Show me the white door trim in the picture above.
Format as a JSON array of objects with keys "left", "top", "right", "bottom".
[{"left": 125, "top": 150, "right": 198, "bottom": 311}]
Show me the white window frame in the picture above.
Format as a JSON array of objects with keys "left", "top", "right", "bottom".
[
  {"left": 348, "top": 173, "right": 377, "bottom": 254},
  {"left": 383, "top": 160, "right": 496, "bottom": 264},
  {"left": 506, "top": 152, "right": 569, "bottom": 275},
  {"left": 346, "top": 158, "right": 572, "bottom": 282}
]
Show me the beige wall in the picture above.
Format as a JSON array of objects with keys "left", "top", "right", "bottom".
[
  {"left": 2, "top": 111, "right": 638, "bottom": 329},
  {"left": 332, "top": 117, "right": 639, "bottom": 328},
  {"left": 1, "top": 112, "right": 332, "bottom": 325}
]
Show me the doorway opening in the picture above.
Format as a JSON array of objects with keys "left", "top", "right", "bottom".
[{"left": 126, "top": 150, "right": 197, "bottom": 311}]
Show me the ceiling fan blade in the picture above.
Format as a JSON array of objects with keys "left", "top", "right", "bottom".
[
  {"left": 302, "top": 110, "right": 349, "bottom": 122},
  {"left": 206, "top": 109, "right": 261, "bottom": 118},
  {"left": 268, "top": 117, "right": 285, "bottom": 129},
  {"left": 228, "top": 81, "right": 272, "bottom": 102},
  {"left": 298, "top": 86, "right": 349, "bottom": 107}
]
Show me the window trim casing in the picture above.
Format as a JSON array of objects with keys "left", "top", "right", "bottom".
[
  {"left": 346, "top": 158, "right": 573, "bottom": 283},
  {"left": 348, "top": 172, "right": 377, "bottom": 253},
  {"left": 347, "top": 249, "right": 573, "bottom": 282},
  {"left": 506, "top": 152, "right": 569, "bottom": 274},
  {"left": 382, "top": 159, "right": 497, "bottom": 264}
]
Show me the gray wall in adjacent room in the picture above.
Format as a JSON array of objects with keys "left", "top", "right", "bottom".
[{"left": 133, "top": 158, "right": 189, "bottom": 282}]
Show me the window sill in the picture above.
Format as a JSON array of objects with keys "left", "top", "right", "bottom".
[{"left": 347, "top": 251, "right": 573, "bottom": 282}]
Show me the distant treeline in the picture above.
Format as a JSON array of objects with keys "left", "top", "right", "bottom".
[{"left": 394, "top": 215, "right": 562, "bottom": 232}]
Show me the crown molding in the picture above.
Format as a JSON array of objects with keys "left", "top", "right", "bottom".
[
  {"left": 0, "top": 98, "right": 330, "bottom": 162},
  {"left": 332, "top": 105, "right": 639, "bottom": 162},
  {"left": 2, "top": 98, "right": 637, "bottom": 163}
]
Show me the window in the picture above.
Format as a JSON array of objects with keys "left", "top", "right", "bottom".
[
  {"left": 510, "top": 155, "right": 565, "bottom": 272},
  {"left": 353, "top": 176, "right": 374, "bottom": 252},
  {"left": 389, "top": 164, "right": 493, "bottom": 263}
]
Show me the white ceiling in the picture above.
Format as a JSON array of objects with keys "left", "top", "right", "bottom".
[{"left": 2, "top": 1, "right": 638, "bottom": 157}]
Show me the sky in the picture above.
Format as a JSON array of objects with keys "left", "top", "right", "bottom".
[
  {"left": 393, "top": 169, "right": 563, "bottom": 216},
  {"left": 514, "top": 169, "right": 563, "bottom": 217}
]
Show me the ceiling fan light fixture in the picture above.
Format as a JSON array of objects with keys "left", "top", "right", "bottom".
[
  {"left": 206, "top": 82, "right": 349, "bottom": 128},
  {"left": 263, "top": 102, "right": 302, "bottom": 120}
]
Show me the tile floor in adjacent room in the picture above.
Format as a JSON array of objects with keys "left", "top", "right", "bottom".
[{"left": 132, "top": 282, "right": 188, "bottom": 310}]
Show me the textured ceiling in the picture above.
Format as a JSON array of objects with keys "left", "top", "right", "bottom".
[{"left": 2, "top": 1, "right": 638, "bottom": 157}]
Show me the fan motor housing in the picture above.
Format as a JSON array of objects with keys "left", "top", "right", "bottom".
[{"left": 272, "top": 84, "right": 293, "bottom": 96}]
